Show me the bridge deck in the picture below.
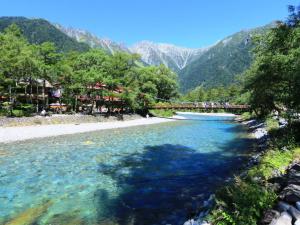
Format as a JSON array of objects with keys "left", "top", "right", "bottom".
[{"left": 150, "top": 105, "right": 250, "bottom": 111}]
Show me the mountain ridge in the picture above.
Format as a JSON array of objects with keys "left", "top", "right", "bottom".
[
  {"left": 179, "top": 23, "right": 273, "bottom": 92},
  {"left": 0, "top": 16, "right": 90, "bottom": 52},
  {"left": 54, "top": 24, "right": 130, "bottom": 54},
  {"left": 55, "top": 25, "right": 209, "bottom": 72},
  {"left": 129, "top": 40, "right": 210, "bottom": 71},
  {"left": 0, "top": 16, "right": 273, "bottom": 93}
]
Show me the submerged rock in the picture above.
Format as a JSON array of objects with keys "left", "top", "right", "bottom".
[
  {"left": 45, "top": 213, "right": 84, "bottom": 225},
  {"left": 5, "top": 200, "right": 52, "bottom": 225}
]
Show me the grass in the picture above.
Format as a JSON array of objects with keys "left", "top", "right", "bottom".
[
  {"left": 209, "top": 177, "right": 277, "bottom": 225},
  {"left": 240, "top": 112, "right": 256, "bottom": 120},
  {"left": 248, "top": 148, "right": 300, "bottom": 180},
  {"left": 265, "top": 116, "right": 279, "bottom": 132},
  {"left": 207, "top": 121, "right": 300, "bottom": 225},
  {"left": 149, "top": 109, "right": 175, "bottom": 118}
]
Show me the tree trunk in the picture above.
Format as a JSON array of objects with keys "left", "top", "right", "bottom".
[
  {"left": 89, "top": 99, "right": 95, "bottom": 115},
  {"left": 9, "top": 85, "right": 13, "bottom": 116},
  {"left": 43, "top": 79, "right": 46, "bottom": 110},
  {"left": 75, "top": 95, "right": 78, "bottom": 112},
  {"left": 30, "top": 78, "right": 33, "bottom": 104},
  {"left": 36, "top": 85, "right": 39, "bottom": 113},
  {"left": 25, "top": 85, "right": 28, "bottom": 104}
]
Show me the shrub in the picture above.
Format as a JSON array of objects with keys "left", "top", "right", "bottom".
[
  {"left": 265, "top": 117, "right": 279, "bottom": 132},
  {"left": 12, "top": 109, "right": 25, "bottom": 117},
  {"left": 248, "top": 149, "right": 293, "bottom": 179},
  {"left": 149, "top": 109, "right": 175, "bottom": 118},
  {"left": 0, "top": 109, "right": 8, "bottom": 116},
  {"left": 240, "top": 112, "right": 255, "bottom": 120},
  {"left": 209, "top": 177, "right": 277, "bottom": 225}
]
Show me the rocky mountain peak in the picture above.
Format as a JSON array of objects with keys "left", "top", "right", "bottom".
[{"left": 130, "top": 41, "right": 209, "bottom": 71}]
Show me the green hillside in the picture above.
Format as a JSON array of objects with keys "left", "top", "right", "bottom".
[
  {"left": 0, "top": 17, "right": 90, "bottom": 52},
  {"left": 179, "top": 24, "right": 273, "bottom": 92}
]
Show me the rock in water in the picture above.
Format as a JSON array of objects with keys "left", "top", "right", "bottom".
[
  {"left": 269, "top": 212, "right": 292, "bottom": 225},
  {"left": 5, "top": 200, "right": 52, "bottom": 225}
]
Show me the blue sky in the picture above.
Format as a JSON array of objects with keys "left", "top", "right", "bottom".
[{"left": 1, "top": 0, "right": 299, "bottom": 48}]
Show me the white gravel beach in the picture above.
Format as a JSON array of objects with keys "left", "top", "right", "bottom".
[
  {"left": 0, "top": 117, "right": 174, "bottom": 143},
  {"left": 176, "top": 112, "right": 237, "bottom": 117}
]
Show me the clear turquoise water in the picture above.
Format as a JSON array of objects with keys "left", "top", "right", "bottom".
[{"left": 0, "top": 115, "right": 251, "bottom": 225}]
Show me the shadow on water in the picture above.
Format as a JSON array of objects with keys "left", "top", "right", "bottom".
[{"left": 94, "top": 141, "right": 251, "bottom": 224}]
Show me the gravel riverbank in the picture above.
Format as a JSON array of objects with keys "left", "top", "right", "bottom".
[
  {"left": 0, "top": 116, "right": 175, "bottom": 143},
  {"left": 0, "top": 114, "right": 143, "bottom": 127}
]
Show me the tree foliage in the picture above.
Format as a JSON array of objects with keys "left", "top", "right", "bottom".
[
  {"left": 0, "top": 17, "right": 90, "bottom": 52},
  {"left": 244, "top": 6, "right": 300, "bottom": 117},
  {"left": 0, "top": 24, "right": 179, "bottom": 115}
]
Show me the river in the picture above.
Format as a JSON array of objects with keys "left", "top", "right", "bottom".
[{"left": 0, "top": 114, "right": 251, "bottom": 225}]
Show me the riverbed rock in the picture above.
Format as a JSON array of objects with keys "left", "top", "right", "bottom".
[
  {"left": 5, "top": 200, "right": 52, "bottom": 225},
  {"left": 269, "top": 212, "right": 292, "bottom": 225},
  {"left": 280, "top": 185, "right": 300, "bottom": 203}
]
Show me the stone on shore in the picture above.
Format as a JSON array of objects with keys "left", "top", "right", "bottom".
[
  {"left": 269, "top": 212, "right": 292, "bottom": 225},
  {"left": 280, "top": 185, "right": 300, "bottom": 203},
  {"left": 277, "top": 201, "right": 292, "bottom": 212},
  {"left": 296, "top": 202, "right": 300, "bottom": 211},
  {"left": 295, "top": 219, "right": 300, "bottom": 225},
  {"left": 288, "top": 206, "right": 300, "bottom": 220},
  {"left": 260, "top": 209, "right": 280, "bottom": 224}
]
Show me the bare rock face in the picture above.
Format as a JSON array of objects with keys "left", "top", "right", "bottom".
[
  {"left": 269, "top": 212, "right": 292, "bottom": 225},
  {"left": 130, "top": 41, "right": 208, "bottom": 71}
]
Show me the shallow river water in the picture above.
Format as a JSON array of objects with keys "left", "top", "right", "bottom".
[{"left": 0, "top": 114, "right": 251, "bottom": 225}]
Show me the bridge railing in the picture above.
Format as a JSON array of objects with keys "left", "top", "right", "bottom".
[{"left": 150, "top": 103, "right": 250, "bottom": 110}]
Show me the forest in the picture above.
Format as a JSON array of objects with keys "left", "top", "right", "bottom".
[{"left": 0, "top": 24, "right": 178, "bottom": 116}]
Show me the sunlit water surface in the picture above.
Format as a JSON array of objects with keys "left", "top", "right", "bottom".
[{"left": 0, "top": 115, "right": 251, "bottom": 225}]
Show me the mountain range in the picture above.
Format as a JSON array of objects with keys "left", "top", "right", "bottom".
[
  {"left": 0, "top": 16, "right": 272, "bottom": 92},
  {"left": 54, "top": 22, "right": 272, "bottom": 92}
]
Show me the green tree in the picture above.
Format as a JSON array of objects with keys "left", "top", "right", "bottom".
[
  {"left": 72, "top": 49, "right": 108, "bottom": 114},
  {"left": 0, "top": 24, "right": 40, "bottom": 114},
  {"left": 37, "top": 42, "right": 62, "bottom": 109},
  {"left": 244, "top": 19, "right": 300, "bottom": 118}
]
